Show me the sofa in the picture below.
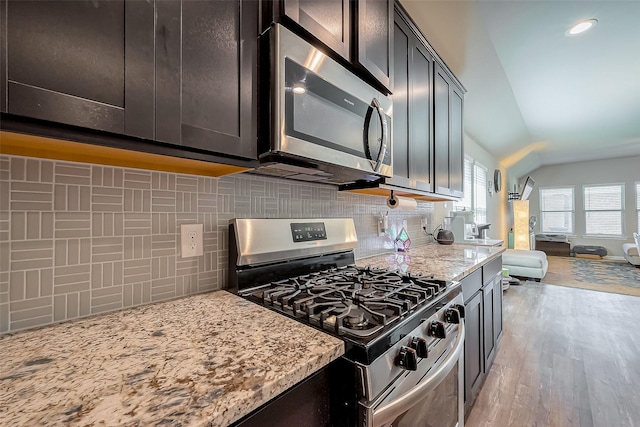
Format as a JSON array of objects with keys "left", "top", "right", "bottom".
[
  {"left": 624, "top": 233, "right": 640, "bottom": 266},
  {"left": 502, "top": 249, "right": 549, "bottom": 281}
]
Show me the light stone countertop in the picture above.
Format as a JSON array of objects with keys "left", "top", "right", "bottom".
[
  {"left": 358, "top": 243, "right": 505, "bottom": 281},
  {"left": 0, "top": 291, "right": 344, "bottom": 426}
]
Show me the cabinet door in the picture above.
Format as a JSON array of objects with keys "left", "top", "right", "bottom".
[
  {"left": 493, "top": 275, "right": 503, "bottom": 344},
  {"left": 409, "top": 41, "right": 433, "bottom": 192},
  {"left": 483, "top": 278, "right": 496, "bottom": 369},
  {"left": 2, "top": 0, "right": 154, "bottom": 137},
  {"left": 284, "top": 0, "right": 350, "bottom": 60},
  {"left": 357, "top": 0, "right": 393, "bottom": 92},
  {"left": 388, "top": 10, "right": 411, "bottom": 188},
  {"left": 0, "top": 0, "right": 6, "bottom": 112},
  {"left": 433, "top": 64, "right": 451, "bottom": 196},
  {"left": 155, "top": 0, "right": 257, "bottom": 159},
  {"left": 464, "top": 290, "right": 484, "bottom": 412},
  {"left": 449, "top": 85, "right": 464, "bottom": 198},
  {"left": 388, "top": 10, "right": 432, "bottom": 192},
  {"left": 434, "top": 63, "right": 465, "bottom": 197}
]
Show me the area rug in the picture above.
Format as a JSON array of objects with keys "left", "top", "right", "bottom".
[{"left": 537, "top": 256, "right": 640, "bottom": 297}]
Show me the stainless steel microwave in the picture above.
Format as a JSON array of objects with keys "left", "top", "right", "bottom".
[{"left": 256, "top": 24, "right": 393, "bottom": 185}]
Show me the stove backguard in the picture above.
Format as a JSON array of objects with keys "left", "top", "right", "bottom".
[{"left": 228, "top": 218, "right": 359, "bottom": 293}]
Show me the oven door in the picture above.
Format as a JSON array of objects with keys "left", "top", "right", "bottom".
[{"left": 366, "top": 322, "right": 465, "bottom": 427}]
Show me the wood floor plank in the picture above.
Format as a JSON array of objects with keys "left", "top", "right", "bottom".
[{"left": 466, "top": 282, "right": 640, "bottom": 427}]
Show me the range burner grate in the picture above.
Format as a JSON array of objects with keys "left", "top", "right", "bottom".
[{"left": 244, "top": 265, "right": 449, "bottom": 339}]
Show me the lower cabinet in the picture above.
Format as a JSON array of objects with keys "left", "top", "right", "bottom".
[
  {"left": 462, "top": 256, "right": 503, "bottom": 416},
  {"left": 483, "top": 275, "right": 502, "bottom": 369},
  {"left": 463, "top": 289, "right": 484, "bottom": 414},
  {"left": 231, "top": 357, "right": 356, "bottom": 427}
]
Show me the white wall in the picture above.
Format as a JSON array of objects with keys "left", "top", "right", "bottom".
[
  {"left": 523, "top": 156, "right": 640, "bottom": 257},
  {"left": 433, "top": 133, "right": 507, "bottom": 242}
]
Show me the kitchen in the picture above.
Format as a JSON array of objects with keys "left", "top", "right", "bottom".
[{"left": 1, "top": 1, "right": 639, "bottom": 426}]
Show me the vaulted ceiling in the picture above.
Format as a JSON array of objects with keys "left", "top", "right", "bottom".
[{"left": 400, "top": 0, "right": 640, "bottom": 178}]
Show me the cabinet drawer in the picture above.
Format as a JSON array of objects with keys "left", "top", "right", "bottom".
[
  {"left": 461, "top": 268, "right": 482, "bottom": 303},
  {"left": 483, "top": 256, "right": 502, "bottom": 284}
]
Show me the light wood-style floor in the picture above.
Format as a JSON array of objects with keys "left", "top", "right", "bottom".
[{"left": 465, "top": 282, "right": 640, "bottom": 427}]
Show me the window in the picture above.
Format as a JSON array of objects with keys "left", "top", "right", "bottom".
[
  {"left": 456, "top": 157, "right": 473, "bottom": 212},
  {"left": 473, "top": 163, "right": 487, "bottom": 224},
  {"left": 636, "top": 182, "right": 640, "bottom": 232},
  {"left": 539, "top": 187, "right": 574, "bottom": 234},
  {"left": 454, "top": 156, "right": 487, "bottom": 224},
  {"left": 583, "top": 184, "right": 625, "bottom": 236}
]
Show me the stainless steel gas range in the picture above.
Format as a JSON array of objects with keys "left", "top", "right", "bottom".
[{"left": 229, "top": 218, "right": 465, "bottom": 427}]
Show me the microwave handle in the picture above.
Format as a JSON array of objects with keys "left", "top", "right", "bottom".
[
  {"left": 363, "top": 97, "right": 388, "bottom": 173},
  {"left": 371, "top": 322, "right": 465, "bottom": 427}
]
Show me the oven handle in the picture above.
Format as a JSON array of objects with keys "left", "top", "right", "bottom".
[{"left": 372, "top": 322, "right": 465, "bottom": 427}]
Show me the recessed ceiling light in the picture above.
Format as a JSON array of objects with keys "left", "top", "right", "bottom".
[{"left": 567, "top": 19, "right": 598, "bottom": 36}]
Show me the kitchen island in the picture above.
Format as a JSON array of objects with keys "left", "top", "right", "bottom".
[
  {"left": 358, "top": 242, "right": 505, "bottom": 281},
  {"left": 0, "top": 291, "right": 344, "bottom": 426}
]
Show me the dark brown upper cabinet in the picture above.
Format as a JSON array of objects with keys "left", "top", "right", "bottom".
[
  {"left": 1, "top": 0, "right": 154, "bottom": 138},
  {"left": 283, "top": 0, "right": 351, "bottom": 60},
  {"left": 155, "top": 0, "right": 258, "bottom": 160},
  {"left": 387, "top": 8, "right": 433, "bottom": 193},
  {"left": 434, "top": 62, "right": 464, "bottom": 198},
  {"left": 356, "top": 0, "right": 393, "bottom": 92},
  {"left": 278, "top": 0, "right": 392, "bottom": 93},
  {"left": 1, "top": 0, "right": 257, "bottom": 162}
]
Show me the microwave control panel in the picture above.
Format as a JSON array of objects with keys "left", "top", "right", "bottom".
[{"left": 290, "top": 222, "right": 327, "bottom": 243}]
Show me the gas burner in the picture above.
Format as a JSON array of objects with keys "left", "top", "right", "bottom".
[{"left": 343, "top": 310, "right": 369, "bottom": 330}]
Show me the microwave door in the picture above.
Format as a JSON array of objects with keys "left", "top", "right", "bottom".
[{"left": 284, "top": 58, "right": 390, "bottom": 175}]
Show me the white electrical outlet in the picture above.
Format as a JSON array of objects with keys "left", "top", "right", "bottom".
[{"left": 181, "top": 224, "right": 203, "bottom": 258}]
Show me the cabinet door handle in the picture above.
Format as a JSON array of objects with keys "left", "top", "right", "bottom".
[{"left": 363, "top": 97, "right": 388, "bottom": 173}]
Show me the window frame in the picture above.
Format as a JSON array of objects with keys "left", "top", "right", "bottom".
[
  {"left": 582, "top": 183, "right": 625, "bottom": 237},
  {"left": 539, "top": 186, "right": 575, "bottom": 235}
]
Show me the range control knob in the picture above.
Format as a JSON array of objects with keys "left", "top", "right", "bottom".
[
  {"left": 395, "top": 346, "right": 418, "bottom": 371},
  {"left": 428, "top": 320, "right": 447, "bottom": 339},
  {"left": 409, "top": 337, "right": 429, "bottom": 358},
  {"left": 454, "top": 304, "right": 465, "bottom": 319},
  {"left": 444, "top": 308, "right": 461, "bottom": 324}
]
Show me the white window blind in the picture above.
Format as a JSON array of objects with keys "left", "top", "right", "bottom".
[
  {"left": 539, "top": 187, "right": 574, "bottom": 234},
  {"left": 454, "top": 157, "right": 487, "bottom": 225},
  {"left": 473, "top": 163, "right": 487, "bottom": 224},
  {"left": 636, "top": 182, "right": 640, "bottom": 232},
  {"left": 584, "top": 184, "right": 625, "bottom": 236},
  {"left": 455, "top": 157, "right": 473, "bottom": 212}
]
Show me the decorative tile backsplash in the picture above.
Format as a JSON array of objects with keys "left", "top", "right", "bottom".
[{"left": 0, "top": 154, "right": 434, "bottom": 334}]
